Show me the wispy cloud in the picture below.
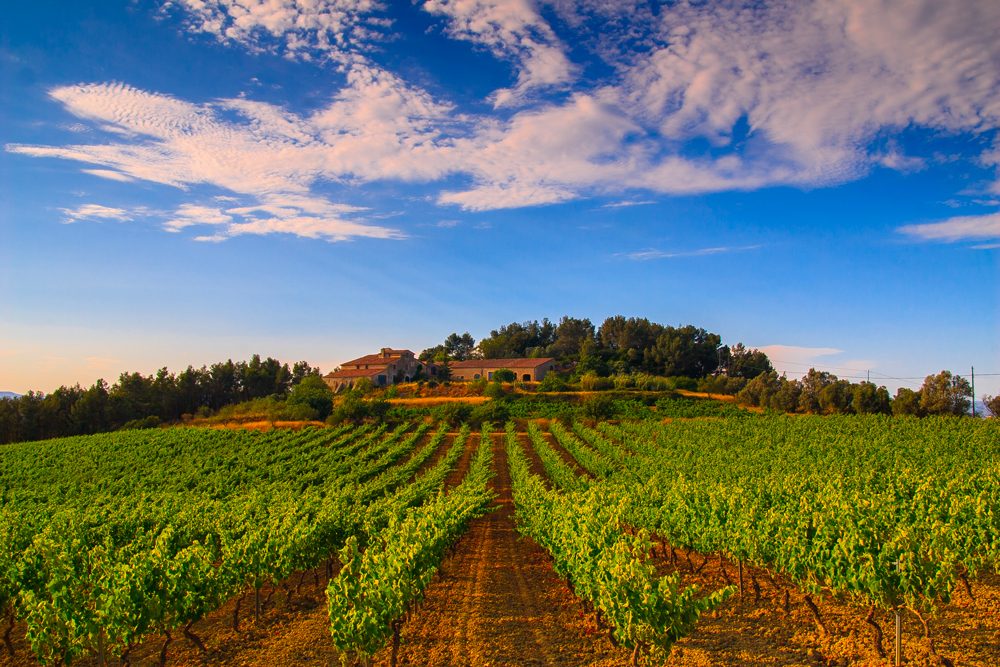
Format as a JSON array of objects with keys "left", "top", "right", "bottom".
[
  {"left": 85, "top": 356, "right": 121, "bottom": 370},
  {"left": 436, "top": 219, "right": 460, "bottom": 228},
  {"left": 9, "top": 0, "right": 1000, "bottom": 225},
  {"left": 899, "top": 212, "right": 1000, "bottom": 243},
  {"left": 164, "top": 0, "right": 389, "bottom": 63},
  {"left": 602, "top": 200, "right": 656, "bottom": 208},
  {"left": 59, "top": 204, "right": 133, "bottom": 223},
  {"left": 624, "top": 245, "right": 761, "bottom": 261},
  {"left": 421, "top": 0, "right": 573, "bottom": 106},
  {"left": 81, "top": 168, "right": 134, "bottom": 182}
]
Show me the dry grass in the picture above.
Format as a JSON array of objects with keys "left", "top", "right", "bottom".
[{"left": 388, "top": 396, "right": 490, "bottom": 407}]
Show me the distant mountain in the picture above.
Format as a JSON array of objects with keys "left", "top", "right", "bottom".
[{"left": 0, "top": 391, "right": 20, "bottom": 399}]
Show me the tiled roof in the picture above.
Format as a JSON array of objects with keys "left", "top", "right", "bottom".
[
  {"left": 340, "top": 350, "right": 414, "bottom": 367},
  {"left": 325, "top": 368, "right": 385, "bottom": 379},
  {"left": 450, "top": 358, "right": 555, "bottom": 369}
]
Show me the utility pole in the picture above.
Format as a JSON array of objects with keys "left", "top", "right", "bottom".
[
  {"left": 971, "top": 366, "right": 975, "bottom": 417},
  {"left": 867, "top": 369, "right": 870, "bottom": 383}
]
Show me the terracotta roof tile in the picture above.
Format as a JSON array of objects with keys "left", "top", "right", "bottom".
[
  {"left": 450, "top": 358, "right": 555, "bottom": 369},
  {"left": 325, "top": 368, "right": 385, "bottom": 379},
  {"left": 340, "top": 350, "right": 414, "bottom": 367}
]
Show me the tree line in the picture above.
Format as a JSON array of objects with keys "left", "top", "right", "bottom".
[
  {"left": 0, "top": 355, "right": 320, "bottom": 444},
  {"left": 419, "top": 316, "right": 774, "bottom": 380}
]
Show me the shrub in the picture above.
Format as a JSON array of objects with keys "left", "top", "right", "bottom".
[
  {"left": 492, "top": 369, "right": 516, "bottom": 383},
  {"left": 613, "top": 375, "right": 636, "bottom": 390},
  {"left": 579, "top": 372, "right": 614, "bottom": 391},
  {"left": 469, "top": 400, "right": 510, "bottom": 426},
  {"left": 484, "top": 381, "right": 506, "bottom": 400},
  {"left": 280, "top": 403, "right": 319, "bottom": 421},
  {"left": 581, "top": 395, "right": 617, "bottom": 420},
  {"left": 287, "top": 375, "right": 335, "bottom": 420},
  {"left": 666, "top": 376, "right": 698, "bottom": 391},
  {"left": 432, "top": 402, "right": 473, "bottom": 426},
  {"left": 120, "top": 415, "right": 162, "bottom": 430},
  {"left": 536, "top": 374, "right": 568, "bottom": 393},
  {"left": 469, "top": 377, "right": 488, "bottom": 395},
  {"left": 329, "top": 392, "right": 389, "bottom": 424}
]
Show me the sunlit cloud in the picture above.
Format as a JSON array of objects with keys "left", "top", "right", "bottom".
[
  {"left": 624, "top": 245, "right": 761, "bottom": 261},
  {"left": 899, "top": 212, "right": 1000, "bottom": 243},
  {"left": 602, "top": 200, "right": 656, "bottom": 208},
  {"left": 58, "top": 204, "right": 133, "bottom": 223},
  {"left": 85, "top": 356, "right": 122, "bottom": 370},
  {"left": 81, "top": 168, "right": 135, "bottom": 182},
  {"left": 8, "top": 0, "right": 1000, "bottom": 232}
]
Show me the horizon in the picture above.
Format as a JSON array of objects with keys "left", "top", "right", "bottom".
[{"left": 2, "top": 0, "right": 999, "bottom": 398}]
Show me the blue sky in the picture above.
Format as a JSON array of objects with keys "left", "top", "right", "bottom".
[{"left": 2, "top": 0, "right": 999, "bottom": 397}]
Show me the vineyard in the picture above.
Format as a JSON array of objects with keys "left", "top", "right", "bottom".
[{"left": 1, "top": 415, "right": 998, "bottom": 666}]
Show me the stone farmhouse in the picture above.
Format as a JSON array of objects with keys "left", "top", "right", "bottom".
[
  {"left": 323, "top": 348, "right": 427, "bottom": 391},
  {"left": 450, "top": 358, "right": 556, "bottom": 382}
]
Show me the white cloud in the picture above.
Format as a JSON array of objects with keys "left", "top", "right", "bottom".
[
  {"left": 621, "top": 0, "right": 1000, "bottom": 187},
  {"left": 436, "top": 219, "right": 460, "bottom": 227},
  {"left": 58, "top": 204, "right": 133, "bottom": 223},
  {"left": 422, "top": 0, "right": 573, "bottom": 105},
  {"left": 602, "top": 200, "right": 655, "bottom": 208},
  {"left": 9, "top": 0, "right": 1000, "bottom": 221},
  {"left": 624, "top": 245, "right": 760, "bottom": 261},
  {"left": 81, "top": 168, "right": 135, "bottom": 182},
  {"left": 899, "top": 212, "right": 1000, "bottom": 243},
  {"left": 165, "top": 0, "right": 388, "bottom": 63}
]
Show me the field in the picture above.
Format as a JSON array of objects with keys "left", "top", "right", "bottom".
[{"left": 1, "top": 414, "right": 998, "bottom": 667}]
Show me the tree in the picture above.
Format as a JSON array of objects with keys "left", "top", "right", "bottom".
[
  {"left": 768, "top": 377, "right": 802, "bottom": 412},
  {"left": 552, "top": 317, "right": 596, "bottom": 358},
  {"left": 798, "top": 369, "right": 837, "bottom": 413},
  {"left": 852, "top": 382, "right": 891, "bottom": 415},
  {"left": 287, "top": 376, "right": 335, "bottom": 420},
  {"left": 444, "top": 333, "right": 477, "bottom": 361},
  {"left": 291, "top": 361, "right": 321, "bottom": 386},
  {"left": 646, "top": 325, "right": 722, "bottom": 378},
  {"left": 919, "top": 370, "right": 972, "bottom": 416},
  {"left": 735, "top": 371, "right": 779, "bottom": 407},
  {"left": 721, "top": 343, "right": 773, "bottom": 380},
  {"left": 435, "top": 355, "right": 453, "bottom": 382},
  {"left": 818, "top": 379, "right": 853, "bottom": 414},
  {"left": 478, "top": 320, "right": 555, "bottom": 359},
  {"left": 983, "top": 394, "right": 1000, "bottom": 418},
  {"left": 892, "top": 388, "right": 923, "bottom": 416},
  {"left": 597, "top": 316, "right": 663, "bottom": 353}
]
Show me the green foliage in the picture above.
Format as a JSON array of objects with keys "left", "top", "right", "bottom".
[
  {"left": 984, "top": 394, "right": 1000, "bottom": 418},
  {"left": 536, "top": 373, "right": 569, "bottom": 393},
  {"left": 330, "top": 392, "right": 391, "bottom": 425},
  {"left": 654, "top": 397, "right": 741, "bottom": 419},
  {"left": 579, "top": 372, "right": 614, "bottom": 391},
  {"left": 287, "top": 375, "right": 335, "bottom": 420},
  {"left": 119, "top": 415, "right": 162, "bottom": 430},
  {"left": 353, "top": 377, "right": 375, "bottom": 395},
  {"left": 581, "top": 395, "right": 617, "bottom": 420},
  {"left": 431, "top": 401, "right": 474, "bottom": 426},
  {"left": 484, "top": 380, "right": 506, "bottom": 399},
  {"left": 327, "top": 425, "right": 494, "bottom": 662},
  {"left": 506, "top": 423, "right": 731, "bottom": 662},
  {"left": 852, "top": 382, "right": 892, "bottom": 415},
  {"left": 696, "top": 375, "right": 747, "bottom": 395},
  {"left": 0, "top": 419, "right": 466, "bottom": 665},
  {"left": 469, "top": 400, "right": 510, "bottom": 425},
  {"left": 892, "top": 388, "right": 923, "bottom": 416},
  {"left": 920, "top": 370, "right": 973, "bottom": 416},
  {"left": 492, "top": 369, "right": 516, "bottom": 383}
]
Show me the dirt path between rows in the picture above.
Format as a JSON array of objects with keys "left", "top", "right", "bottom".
[{"left": 371, "top": 433, "right": 630, "bottom": 667}]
